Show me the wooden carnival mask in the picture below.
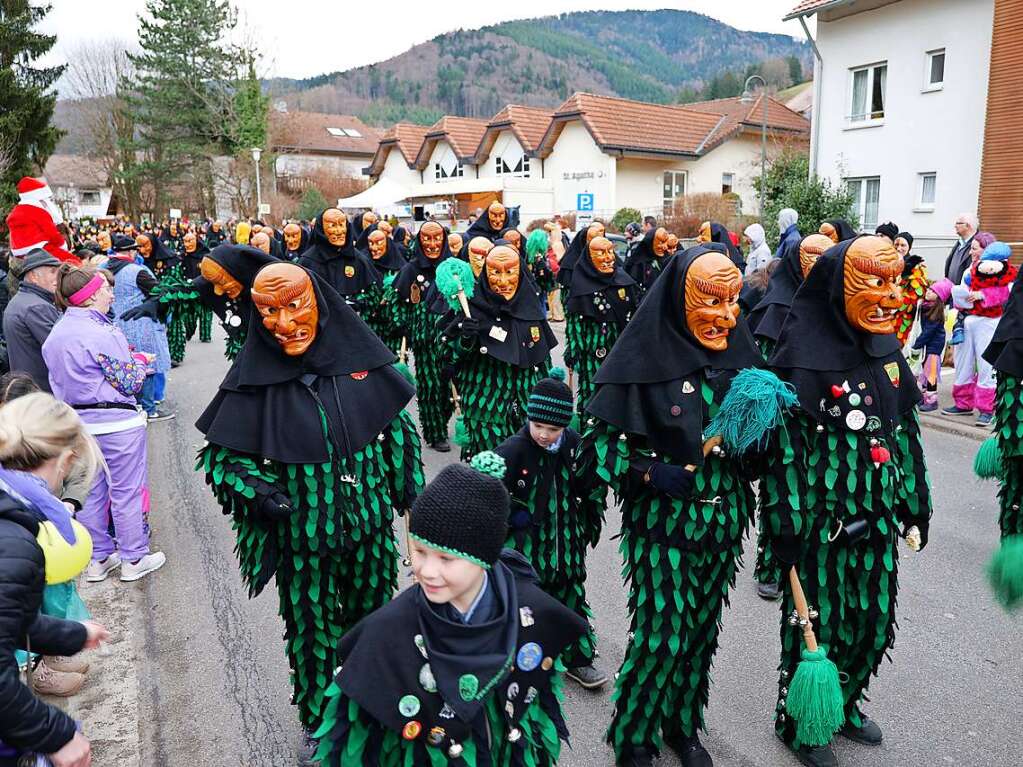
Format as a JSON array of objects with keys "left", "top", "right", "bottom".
[
  {"left": 684, "top": 251, "right": 742, "bottom": 352},
  {"left": 447, "top": 233, "right": 463, "bottom": 257},
  {"left": 819, "top": 222, "right": 839, "bottom": 244},
  {"left": 368, "top": 229, "right": 388, "bottom": 260},
  {"left": 487, "top": 202, "right": 506, "bottom": 231},
  {"left": 251, "top": 263, "right": 319, "bottom": 356},
  {"left": 98, "top": 231, "right": 112, "bottom": 251},
  {"left": 250, "top": 232, "right": 272, "bottom": 254},
  {"left": 843, "top": 235, "right": 903, "bottom": 335},
  {"left": 652, "top": 227, "right": 670, "bottom": 257},
  {"left": 588, "top": 236, "right": 617, "bottom": 275},
  {"left": 485, "top": 245, "right": 520, "bottom": 301},
  {"left": 420, "top": 222, "right": 445, "bottom": 259},
  {"left": 666, "top": 233, "right": 679, "bottom": 254},
  {"left": 361, "top": 211, "right": 378, "bottom": 230},
  {"left": 799, "top": 234, "right": 833, "bottom": 279},
  {"left": 169, "top": 222, "right": 178, "bottom": 237},
  {"left": 586, "top": 222, "right": 605, "bottom": 243},
  {"left": 135, "top": 235, "right": 152, "bottom": 258},
  {"left": 200, "top": 257, "right": 243, "bottom": 299},
  {"left": 378, "top": 220, "right": 393, "bottom": 237},
  {"left": 503, "top": 229, "right": 521, "bottom": 254},
  {"left": 183, "top": 232, "right": 197, "bottom": 253},
  {"left": 697, "top": 221, "right": 711, "bottom": 244},
  {"left": 322, "top": 208, "right": 348, "bottom": 247},
  {"left": 283, "top": 223, "right": 302, "bottom": 252},
  {"left": 467, "top": 237, "right": 493, "bottom": 277}
]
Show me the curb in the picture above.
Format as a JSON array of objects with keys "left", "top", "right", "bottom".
[{"left": 919, "top": 413, "right": 989, "bottom": 443}]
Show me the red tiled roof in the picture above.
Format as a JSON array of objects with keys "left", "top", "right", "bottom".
[
  {"left": 270, "top": 110, "right": 381, "bottom": 156},
  {"left": 472, "top": 105, "right": 554, "bottom": 163},
  {"left": 684, "top": 94, "right": 810, "bottom": 149},
  {"left": 43, "top": 155, "right": 109, "bottom": 188},
  {"left": 784, "top": 0, "right": 853, "bottom": 20},
  {"left": 364, "top": 123, "right": 430, "bottom": 176},
  {"left": 413, "top": 116, "right": 490, "bottom": 169}
]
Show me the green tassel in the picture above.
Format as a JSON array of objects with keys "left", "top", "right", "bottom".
[
  {"left": 470, "top": 450, "right": 506, "bottom": 479},
  {"left": 987, "top": 536, "right": 1023, "bottom": 611},
  {"left": 548, "top": 365, "right": 566, "bottom": 381},
  {"left": 706, "top": 368, "right": 798, "bottom": 454},
  {"left": 393, "top": 361, "right": 415, "bottom": 386},
  {"left": 786, "top": 646, "right": 845, "bottom": 746},
  {"left": 453, "top": 414, "right": 469, "bottom": 447},
  {"left": 435, "top": 258, "right": 476, "bottom": 310},
  {"left": 973, "top": 436, "right": 1003, "bottom": 480}
]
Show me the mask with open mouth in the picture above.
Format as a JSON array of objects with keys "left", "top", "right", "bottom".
[
  {"left": 251, "top": 262, "right": 319, "bottom": 356},
  {"left": 843, "top": 236, "right": 903, "bottom": 335},
  {"left": 684, "top": 251, "right": 742, "bottom": 351}
]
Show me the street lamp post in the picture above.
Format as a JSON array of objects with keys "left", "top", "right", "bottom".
[
  {"left": 741, "top": 75, "right": 768, "bottom": 223},
  {"left": 251, "top": 147, "right": 263, "bottom": 219}
]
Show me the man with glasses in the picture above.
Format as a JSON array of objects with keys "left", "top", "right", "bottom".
[{"left": 945, "top": 213, "right": 978, "bottom": 284}]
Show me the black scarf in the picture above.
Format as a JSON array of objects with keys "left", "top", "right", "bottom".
[
  {"left": 984, "top": 277, "right": 1023, "bottom": 377},
  {"left": 709, "top": 222, "right": 745, "bottom": 270},
  {"left": 141, "top": 233, "right": 179, "bottom": 273},
  {"left": 359, "top": 223, "right": 408, "bottom": 275},
  {"left": 587, "top": 245, "right": 761, "bottom": 465},
  {"left": 565, "top": 242, "right": 637, "bottom": 328},
  {"left": 196, "top": 267, "right": 412, "bottom": 464},
  {"left": 823, "top": 219, "right": 857, "bottom": 242},
  {"left": 769, "top": 239, "right": 921, "bottom": 431},
  {"left": 748, "top": 235, "right": 809, "bottom": 342},
  {"left": 351, "top": 211, "right": 376, "bottom": 246},
  {"left": 392, "top": 226, "right": 453, "bottom": 302},
  {"left": 555, "top": 227, "right": 593, "bottom": 291},
  {"left": 463, "top": 213, "right": 506, "bottom": 243},
  {"left": 298, "top": 211, "right": 380, "bottom": 297},
  {"left": 623, "top": 228, "right": 666, "bottom": 289},
  {"left": 181, "top": 239, "right": 210, "bottom": 280}
]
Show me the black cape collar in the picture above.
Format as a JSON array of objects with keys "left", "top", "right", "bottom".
[
  {"left": 709, "top": 222, "right": 745, "bottom": 270},
  {"left": 298, "top": 211, "right": 381, "bottom": 296},
  {"left": 463, "top": 214, "right": 506, "bottom": 243},
  {"left": 749, "top": 235, "right": 808, "bottom": 342},
  {"left": 393, "top": 226, "right": 453, "bottom": 301},
  {"left": 565, "top": 241, "right": 637, "bottom": 326},
  {"left": 141, "top": 233, "right": 178, "bottom": 271},
  {"left": 359, "top": 223, "right": 408, "bottom": 274}
]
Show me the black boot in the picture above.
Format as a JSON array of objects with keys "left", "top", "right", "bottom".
[
  {"left": 616, "top": 747, "right": 654, "bottom": 767},
  {"left": 431, "top": 439, "right": 451, "bottom": 453},
  {"left": 665, "top": 733, "right": 713, "bottom": 767},
  {"left": 566, "top": 663, "right": 609, "bottom": 689},
  {"left": 778, "top": 732, "right": 837, "bottom": 767},
  {"left": 840, "top": 714, "right": 882, "bottom": 745}
]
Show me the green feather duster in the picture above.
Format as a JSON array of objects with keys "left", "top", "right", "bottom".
[
  {"left": 706, "top": 368, "right": 798, "bottom": 454},
  {"left": 786, "top": 646, "right": 846, "bottom": 746},
  {"left": 393, "top": 361, "right": 415, "bottom": 386},
  {"left": 470, "top": 450, "right": 506, "bottom": 479},
  {"left": 987, "top": 535, "right": 1023, "bottom": 611},
  {"left": 453, "top": 415, "right": 469, "bottom": 448},
  {"left": 435, "top": 258, "right": 476, "bottom": 311},
  {"left": 973, "top": 436, "right": 1003, "bottom": 480}
]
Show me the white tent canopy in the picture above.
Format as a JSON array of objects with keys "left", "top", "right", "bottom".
[{"left": 337, "top": 178, "right": 411, "bottom": 209}]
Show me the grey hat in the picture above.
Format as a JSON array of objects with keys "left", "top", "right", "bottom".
[{"left": 20, "top": 249, "right": 62, "bottom": 275}]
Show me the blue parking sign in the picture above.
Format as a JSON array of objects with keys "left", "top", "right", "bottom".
[{"left": 576, "top": 193, "right": 594, "bottom": 212}]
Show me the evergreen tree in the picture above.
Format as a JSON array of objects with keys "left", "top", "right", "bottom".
[
  {"left": 0, "top": 0, "right": 65, "bottom": 226},
  {"left": 787, "top": 55, "right": 804, "bottom": 85},
  {"left": 297, "top": 186, "right": 328, "bottom": 221},
  {"left": 122, "top": 0, "right": 242, "bottom": 217},
  {"left": 231, "top": 57, "right": 268, "bottom": 151}
]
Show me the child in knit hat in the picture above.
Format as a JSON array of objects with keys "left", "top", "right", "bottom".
[
  {"left": 492, "top": 367, "right": 608, "bottom": 690},
  {"left": 313, "top": 453, "right": 587, "bottom": 766}
]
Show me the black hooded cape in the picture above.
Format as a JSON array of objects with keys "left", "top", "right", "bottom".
[
  {"left": 622, "top": 228, "right": 665, "bottom": 292},
  {"left": 463, "top": 211, "right": 508, "bottom": 243},
  {"left": 195, "top": 244, "right": 280, "bottom": 334},
  {"left": 822, "top": 219, "right": 857, "bottom": 242},
  {"left": 283, "top": 227, "right": 310, "bottom": 262},
  {"left": 196, "top": 267, "right": 413, "bottom": 464},
  {"left": 392, "top": 226, "right": 454, "bottom": 302},
  {"left": 358, "top": 223, "right": 408, "bottom": 275},
  {"left": 983, "top": 277, "right": 1023, "bottom": 377},
  {"left": 181, "top": 239, "right": 211, "bottom": 280},
  {"left": 709, "top": 222, "right": 745, "bottom": 271},
  {"left": 748, "top": 234, "right": 810, "bottom": 342},
  {"left": 565, "top": 241, "right": 637, "bottom": 328},
  {"left": 298, "top": 211, "right": 381, "bottom": 297},
  {"left": 586, "top": 245, "right": 761, "bottom": 466},
  {"left": 141, "top": 233, "right": 179, "bottom": 273},
  {"left": 556, "top": 226, "right": 601, "bottom": 292}
]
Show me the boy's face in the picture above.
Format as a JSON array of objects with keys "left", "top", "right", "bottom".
[
  {"left": 412, "top": 540, "right": 486, "bottom": 606},
  {"left": 529, "top": 421, "right": 564, "bottom": 449}
]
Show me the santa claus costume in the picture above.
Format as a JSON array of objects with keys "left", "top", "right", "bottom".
[{"left": 5, "top": 177, "right": 78, "bottom": 264}]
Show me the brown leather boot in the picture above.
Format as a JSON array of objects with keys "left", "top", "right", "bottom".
[
  {"left": 43, "top": 655, "right": 89, "bottom": 674},
  {"left": 32, "top": 660, "right": 86, "bottom": 697}
]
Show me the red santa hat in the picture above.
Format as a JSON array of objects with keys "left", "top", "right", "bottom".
[{"left": 16, "top": 176, "right": 54, "bottom": 204}]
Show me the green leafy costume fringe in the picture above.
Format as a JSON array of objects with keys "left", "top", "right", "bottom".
[
  {"left": 155, "top": 262, "right": 199, "bottom": 364},
  {"left": 362, "top": 276, "right": 403, "bottom": 355},
  {"left": 577, "top": 380, "right": 756, "bottom": 757},
  {"left": 314, "top": 666, "right": 568, "bottom": 766},
  {"left": 995, "top": 374, "right": 1023, "bottom": 538},
  {"left": 761, "top": 412, "right": 931, "bottom": 745},
  {"left": 185, "top": 305, "right": 214, "bottom": 343},
  {"left": 198, "top": 409, "right": 423, "bottom": 729},
  {"left": 564, "top": 314, "right": 622, "bottom": 417},
  {"left": 753, "top": 335, "right": 780, "bottom": 587},
  {"left": 390, "top": 291, "right": 452, "bottom": 445}
]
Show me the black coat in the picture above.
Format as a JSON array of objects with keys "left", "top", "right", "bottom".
[{"left": 0, "top": 490, "right": 87, "bottom": 757}]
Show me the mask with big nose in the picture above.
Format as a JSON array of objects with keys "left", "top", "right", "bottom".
[
  {"left": 843, "top": 235, "right": 904, "bottom": 335},
  {"left": 684, "top": 251, "right": 742, "bottom": 352},
  {"left": 250, "top": 263, "right": 320, "bottom": 356}
]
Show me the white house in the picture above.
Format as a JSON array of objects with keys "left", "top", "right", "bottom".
[
  {"left": 785, "top": 0, "right": 1021, "bottom": 265},
  {"left": 42, "top": 155, "right": 115, "bottom": 220},
  {"left": 270, "top": 109, "right": 380, "bottom": 194}
]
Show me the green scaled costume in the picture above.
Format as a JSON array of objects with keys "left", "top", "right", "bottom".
[
  {"left": 196, "top": 265, "right": 424, "bottom": 730},
  {"left": 140, "top": 232, "right": 196, "bottom": 364},
  {"left": 360, "top": 223, "right": 410, "bottom": 355},
  {"left": 182, "top": 238, "right": 213, "bottom": 344},
  {"left": 762, "top": 239, "right": 931, "bottom": 751},
  {"left": 576, "top": 246, "right": 767, "bottom": 761}
]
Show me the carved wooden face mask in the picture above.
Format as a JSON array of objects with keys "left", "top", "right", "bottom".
[
  {"left": 169, "top": 222, "right": 178, "bottom": 237},
  {"left": 251, "top": 263, "right": 319, "bottom": 356},
  {"left": 378, "top": 221, "right": 393, "bottom": 237},
  {"left": 322, "top": 208, "right": 348, "bottom": 247},
  {"left": 485, "top": 245, "right": 520, "bottom": 300},
  {"left": 361, "top": 212, "right": 378, "bottom": 230},
  {"left": 200, "top": 257, "right": 243, "bottom": 299},
  {"left": 503, "top": 229, "right": 521, "bottom": 254},
  {"left": 283, "top": 223, "right": 302, "bottom": 252},
  {"left": 467, "top": 237, "right": 493, "bottom": 277},
  {"left": 652, "top": 227, "right": 669, "bottom": 257},
  {"left": 98, "top": 231, "right": 112, "bottom": 251},
  {"left": 183, "top": 232, "right": 197, "bottom": 253},
  {"left": 799, "top": 234, "right": 833, "bottom": 279},
  {"left": 586, "top": 223, "right": 605, "bottom": 244},
  {"left": 588, "top": 236, "right": 617, "bottom": 274},
  {"left": 251, "top": 232, "right": 271, "bottom": 254},
  {"left": 487, "top": 202, "right": 506, "bottom": 231},
  {"left": 368, "top": 230, "right": 388, "bottom": 259},
  {"left": 843, "top": 235, "right": 903, "bottom": 335},
  {"left": 667, "top": 233, "right": 679, "bottom": 254},
  {"left": 819, "top": 222, "right": 839, "bottom": 244},
  {"left": 684, "top": 252, "right": 742, "bottom": 352},
  {"left": 697, "top": 222, "right": 711, "bottom": 243},
  {"left": 447, "top": 233, "right": 463, "bottom": 256},
  {"left": 135, "top": 235, "right": 152, "bottom": 258},
  {"left": 420, "top": 222, "right": 444, "bottom": 259}
]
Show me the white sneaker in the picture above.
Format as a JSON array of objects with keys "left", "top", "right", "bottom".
[
  {"left": 85, "top": 553, "right": 122, "bottom": 582},
  {"left": 120, "top": 551, "right": 166, "bottom": 582}
]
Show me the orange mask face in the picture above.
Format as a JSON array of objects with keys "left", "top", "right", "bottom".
[
  {"left": 447, "top": 233, "right": 463, "bottom": 256},
  {"left": 378, "top": 220, "right": 393, "bottom": 237},
  {"left": 819, "top": 222, "right": 839, "bottom": 244},
  {"left": 586, "top": 223, "right": 605, "bottom": 244},
  {"left": 684, "top": 252, "right": 742, "bottom": 351},
  {"left": 652, "top": 227, "right": 669, "bottom": 257},
  {"left": 697, "top": 221, "right": 711, "bottom": 244},
  {"left": 420, "top": 222, "right": 445, "bottom": 259},
  {"left": 467, "top": 237, "right": 493, "bottom": 277},
  {"left": 98, "top": 231, "right": 112, "bottom": 251},
  {"left": 200, "top": 257, "right": 243, "bottom": 299},
  {"left": 843, "top": 236, "right": 904, "bottom": 335},
  {"left": 183, "top": 232, "right": 197, "bottom": 253},
  {"left": 212, "top": 221, "right": 222, "bottom": 233},
  {"left": 485, "top": 245, "right": 520, "bottom": 301},
  {"left": 503, "top": 229, "right": 521, "bottom": 253},
  {"left": 799, "top": 234, "right": 833, "bottom": 279},
  {"left": 283, "top": 223, "right": 302, "bottom": 252},
  {"left": 368, "top": 230, "right": 388, "bottom": 259},
  {"left": 362, "top": 212, "right": 378, "bottom": 230},
  {"left": 666, "top": 233, "right": 679, "bottom": 254},
  {"left": 251, "top": 263, "right": 319, "bottom": 356},
  {"left": 250, "top": 232, "right": 272, "bottom": 254},
  {"left": 487, "top": 202, "right": 506, "bottom": 232},
  {"left": 169, "top": 223, "right": 178, "bottom": 237},
  {"left": 588, "top": 236, "right": 617, "bottom": 274},
  {"left": 322, "top": 209, "right": 348, "bottom": 247},
  {"left": 135, "top": 235, "right": 152, "bottom": 258}
]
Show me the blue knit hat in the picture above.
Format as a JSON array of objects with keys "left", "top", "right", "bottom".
[
  {"left": 526, "top": 366, "right": 573, "bottom": 427},
  {"left": 982, "top": 242, "right": 1012, "bottom": 262}
]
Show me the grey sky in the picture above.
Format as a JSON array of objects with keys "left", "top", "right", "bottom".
[{"left": 40, "top": 0, "right": 812, "bottom": 84}]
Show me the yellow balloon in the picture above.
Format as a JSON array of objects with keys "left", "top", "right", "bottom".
[{"left": 36, "top": 519, "right": 93, "bottom": 584}]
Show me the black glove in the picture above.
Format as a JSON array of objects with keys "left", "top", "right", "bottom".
[
  {"left": 508, "top": 508, "right": 532, "bottom": 530},
  {"left": 440, "top": 364, "right": 458, "bottom": 384},
  {"left": 645, "top": 462, "right": 695, "bottom": 500},
  {"left": 119, "top": 298, "right": 160, "bottom": 321},
  {"left": 258, "top": 489, "right": 293, "bottom": 521},
  {"left": 448, "top": 316, "right": 481, "bottom": 338}
]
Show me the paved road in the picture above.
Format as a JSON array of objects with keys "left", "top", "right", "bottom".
[{"left": 133, "top": 327, "right": 1021, "bottom": 767}]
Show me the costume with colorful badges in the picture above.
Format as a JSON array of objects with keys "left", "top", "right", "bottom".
[
  {"left": 299, "top": 209, "right": 384, "bottom": 322},
  {"left": 622, "top": 227, "right": 671, "bottom": 298}
]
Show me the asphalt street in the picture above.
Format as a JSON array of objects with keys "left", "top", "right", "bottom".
[{"left": 132, "top": 326, "right": 1022, "bottom": 767}]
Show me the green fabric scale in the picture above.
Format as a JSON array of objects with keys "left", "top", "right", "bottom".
[
  {"left": 577, "top": 380, "right": 754, "bottom": 756},
  {"left": 199, "top": 409, "right": 424, "bottom": 729},
  {"left": 564, "top": 314, "right": 621, "bottom": 417},
  {"left": 995, "top": 374, "right": 1023, "bottom": 538},
  {"left": 362, "top": 283, "right": 403, "bottom": 355},
  {"left": 391, "top": 291, "right": 452, "bottom": 445},
  {"left": 185, "top": 304, "right": 214, "bottom": 343},
  {"left": 752, "top": 334, "right": 780, "bottom": 585},
  {"left": 314, "top": 671, "right": 567, "bottom": 766},
  {"left": 505, "top": 455, "right": 603, "bottom": 666},
  {"left": 762, "top": 412, "right": 931, "bottom": 746},
  {"left": 155, "top": 263, "right": 199, "bottom": 364}
]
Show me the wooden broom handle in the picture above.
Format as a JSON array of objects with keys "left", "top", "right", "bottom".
[
  {"left": 788, "top": 567, "right": 819, "bottom": 652},
  {"left": 683, "top": 435, "right": 723, "bottom": 472},
  {"left": 450, "top": 381, "right": 462, "bottom": 416},
  {"left": 399, "top": 336, "right": 408, "bottom": 365},
  {"left": 452, "top": 275, "right": 471, "bottom": 318}
]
